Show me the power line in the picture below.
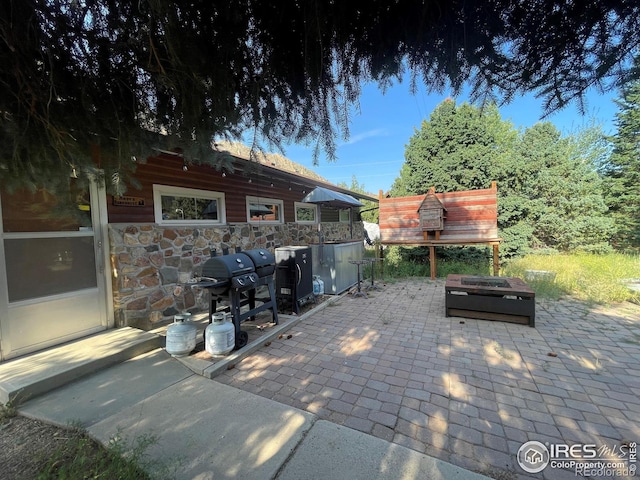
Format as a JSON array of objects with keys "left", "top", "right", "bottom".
[
  {"left": 326, "top": 173, "right": 398, "bottom": 180},
  {"left": 316, "top": 160, "right": 401, "bottom": 168}
]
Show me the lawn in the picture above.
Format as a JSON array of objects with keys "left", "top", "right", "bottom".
[{"left": 369, "top": 247, "right": 640, "bottom": 305}]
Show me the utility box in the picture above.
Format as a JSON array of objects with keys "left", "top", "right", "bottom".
[
  {"left": 310, "top": 241, "right": 363, "bottom": 295},
  {"left": 418, "top": 189, "right": 446, "bottom": 239}
]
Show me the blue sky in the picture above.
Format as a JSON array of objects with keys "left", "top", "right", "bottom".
[{"left": 276, "top": 81, "right": 620, "bottom": 196}]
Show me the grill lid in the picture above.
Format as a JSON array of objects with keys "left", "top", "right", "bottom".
[
  {"left": 242, "top": 249, "right": 276, "bottom": 277},
  {"left": 202, "top": 253, "right": 255, "bottom": 280},
  {"left": 243, "top": 249, "right": 274, "bottom": 266}
]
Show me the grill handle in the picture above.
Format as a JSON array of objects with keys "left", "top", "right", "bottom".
[{"left": 296, "top": 263, "right": 302, "bottom": 286}]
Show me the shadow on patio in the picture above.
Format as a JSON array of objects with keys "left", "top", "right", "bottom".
[{"left": 214, "top": 278, "right": 640, "bottom": 480}]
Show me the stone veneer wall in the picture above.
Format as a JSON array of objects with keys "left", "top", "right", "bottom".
[{"left": 109, "top": 222, "right": 363, "bottom": 329}]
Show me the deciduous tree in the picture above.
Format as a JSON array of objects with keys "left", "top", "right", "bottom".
[{"left": 338, "top": 176, "right": 378, "bottom": 223}]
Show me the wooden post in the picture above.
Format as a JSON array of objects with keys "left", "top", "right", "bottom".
[
  {"left": 429, "top": 246, "right": 436, "bottom": 280},
  {"left": 492, "top": 243, "right": 499, "bottom": 276}
]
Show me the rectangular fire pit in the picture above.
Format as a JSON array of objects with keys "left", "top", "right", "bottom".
[{"left": 445, "top": 274, "right": 535, "bottom": 327}]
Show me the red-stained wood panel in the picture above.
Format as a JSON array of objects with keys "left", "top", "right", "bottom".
[{"left": 380, "top": 186, "right": 499, "bottom": 244}]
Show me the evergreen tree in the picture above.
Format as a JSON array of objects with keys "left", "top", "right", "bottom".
[
  {"left": 603, "top": 75, "right": 640, "bottom": 250},
  {"left": 392, "top": 101, "right": 613, "bottom": 256},
  {"left": 513, "top": 123, "right": 613, "bottom": 253},
  {"left": 1, "top": 1, "right": 639, "bottom": 194},
  {"left": 393, "top": 100, "right": 516, "bottom": 194}
]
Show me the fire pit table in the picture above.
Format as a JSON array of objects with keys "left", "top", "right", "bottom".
[{"left": 445, "top": 274, "right": 535, "bottom": 327}]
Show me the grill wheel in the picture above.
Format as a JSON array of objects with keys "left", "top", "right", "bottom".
[{"left": 236, "top": 331, "right": 249, "bottom": 349}]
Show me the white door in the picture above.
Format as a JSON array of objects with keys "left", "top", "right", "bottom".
[{"left": 0, "top": 180, "right": 109, "bottom": 361}]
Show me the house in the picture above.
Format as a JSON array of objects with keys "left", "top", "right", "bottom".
[
  {"left": 525, "top": 449, "right": 544, "bottom": 465},
  {"left": 0, "top": 143, "right": 376, "bottom": 361}
]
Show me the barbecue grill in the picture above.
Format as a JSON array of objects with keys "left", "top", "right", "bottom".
[
  {"left": 275, "top": 246, "right": 314, "bottom": 314},
  {"left": 243, "top": 249, "right": 276, "bottom": 277},
  {"left": 198, "top": 249, "right": 278, "bottom": 349}
]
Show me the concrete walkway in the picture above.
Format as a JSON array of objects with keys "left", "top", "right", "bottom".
[
  {"left": 214, "top": 278, "right": 640, "bottom": 480},
  {"left": 17, "top": 347, "right": 489, "bottom": 480},
  {"left": 0, "top": 327, "right": 161, "bottom": 404}
]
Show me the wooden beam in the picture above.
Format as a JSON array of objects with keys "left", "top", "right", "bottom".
[
  {"left": 492, "top": 243, "right": 500, "bottom": 276},
  {"left": 429, "top": 246, "right": 436, "bottom": 280}
]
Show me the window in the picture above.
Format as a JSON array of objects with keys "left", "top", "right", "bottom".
[
  {"left": 2, "top": 182, "right": 92, "bottom": 233},
  {"left": 153, "top": 185, "right": 226, "bottom": 225},
  {"left": 246, "top": 196, "right": 283, "bottom": 223},
  {"left": 294, "top": 202, "right": 317, "bottom": 223},
  {"left": 339, "top": 209, "right": 351, "bottom": 223}
]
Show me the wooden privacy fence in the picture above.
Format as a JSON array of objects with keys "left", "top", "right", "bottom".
[{"left": 379, "top": 182, "right": 502, "bottom": 279}]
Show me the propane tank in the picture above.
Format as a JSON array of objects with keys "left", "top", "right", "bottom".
[
  {"left": 165, "top": 313, "right": 197, "bottom": 357},
  {"left": 205, "top": 312, "right": 235, "bottom": 355},
  {"left": 313, "top": 275, "right": 325, "bottom": 296}
]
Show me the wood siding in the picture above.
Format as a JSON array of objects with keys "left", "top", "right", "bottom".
[
  {"left": 107, "top": 155, "right": 341, "bottom": 224},
  {"left": 379, "top": 186, "right": 499, "bottom": 244}
]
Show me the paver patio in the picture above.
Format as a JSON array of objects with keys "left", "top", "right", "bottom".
[{"left": 215, "top": 278, "right": 640, "bottom": 480}]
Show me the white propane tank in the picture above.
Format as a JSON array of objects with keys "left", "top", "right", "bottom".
[
  {"left": 205, "top": 312, "right": 235, "bottom": 355},
  {"left": 165, "top": 313, "right": 197, "bottom": 357},
  {"left": 313, "top": 275, "right": 325, "bottom": 296}
]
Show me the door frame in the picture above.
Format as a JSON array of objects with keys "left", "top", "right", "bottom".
[{"left": 0, "top": 178, "right": 113, "bottom": 361}]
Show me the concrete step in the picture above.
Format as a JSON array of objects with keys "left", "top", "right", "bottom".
[{"left": 0, "top": 327, "right": 161, "bottom": 405}]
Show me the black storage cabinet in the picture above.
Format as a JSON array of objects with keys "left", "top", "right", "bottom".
[{"left": 275, "top": 246, "right": 314, "bottom": 314}]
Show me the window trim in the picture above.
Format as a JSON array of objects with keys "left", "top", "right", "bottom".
[
  {"left": 153, "top": 184, "right": 226, "bottom": 225},
  {"left": 294, "top": 202, "right": 318, "bottom": 224},
  {"left": 246, "top": 195, "right": 284, "bottom": 224}
]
